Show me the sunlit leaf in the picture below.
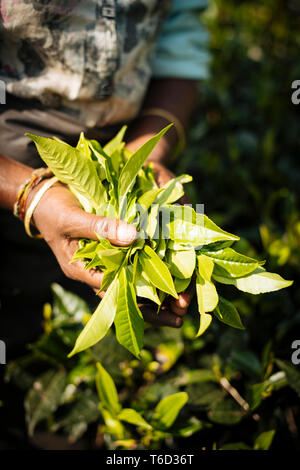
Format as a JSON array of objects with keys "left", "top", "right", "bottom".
[
  {"left": 214, "top": 267, "right": 293, "bottom": 294},
  {"left": 152, "top": 392, "right": 188, "bottom": 430},
  {"left": 68, "top": 274, "right": 119, "bottom": 357},
  {"left": 95, "top": 363, "right": 121, "bottom": 416}
]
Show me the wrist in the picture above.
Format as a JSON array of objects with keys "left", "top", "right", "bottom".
[
  {"left": 126, "top": 114, "right": 178, "bottom": 165},
  {"left": 0, "top": 154, "right": 34, "bottom": 211},
  {"left": 14, "top": 167, "right": 53, "bottom": 221},
  {"left": 25, "top": 177, "right": 61, "bottom": 229}
]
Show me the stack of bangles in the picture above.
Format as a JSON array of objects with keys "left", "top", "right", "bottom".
[{"left": 13, "top": 167, "right": 57, "bottom": 238}]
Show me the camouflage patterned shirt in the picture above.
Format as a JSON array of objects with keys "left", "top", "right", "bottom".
[{"left": 0, "top": 0, "right": 209, "bottom": 127}]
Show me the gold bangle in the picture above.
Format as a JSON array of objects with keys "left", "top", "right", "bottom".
[
  {"left": 24, "top": 176, "right": 58, "bottom": 238},
  {"left": 140, "top": 107, "right": 186, "bottom": 157},
  {"left": 13, "top": 167, "right": 53, "bottom": 220}
]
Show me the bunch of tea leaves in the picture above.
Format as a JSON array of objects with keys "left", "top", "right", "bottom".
[{"left": 27, "top": 127, "right": 293, "bottom": 358}]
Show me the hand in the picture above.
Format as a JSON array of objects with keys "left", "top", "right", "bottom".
[
  {"left": 27, "top": 181, "right": 137, "bottom": 290},
  {"left": 28, "top": 180, "right": 192, "bottom": 328}
]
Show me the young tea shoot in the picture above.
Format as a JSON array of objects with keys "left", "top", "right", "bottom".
[{"left": 27, "top": 127, "right": 293, "bottom": 358}]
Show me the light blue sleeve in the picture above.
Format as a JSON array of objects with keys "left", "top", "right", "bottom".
[{"left": 151, "top": 0, "right": 210, "bottom": 80}]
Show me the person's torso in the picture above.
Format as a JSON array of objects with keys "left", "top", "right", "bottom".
[{"left": 0, "top": 0, "right": 172, "bottom": 126}]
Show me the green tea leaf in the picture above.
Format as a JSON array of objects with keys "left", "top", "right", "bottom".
[
  {"left": 125, "top": 195, "right": 138, "bottom": 223},
  {"left": 84, "top": 253, "right": 104, "bottom": 270},
  {"left": 118, "top": 125, "right": 171, "bottom": 217},
  {"left": 97, "top": 248, "right": 125, "bottom": 271},
  {"left": 99, "top": 404, "right": 125, "bottom": 440},
  {"left": 95, "top": 362, "right": 121, "bottom": 416},
  {"left": 25, "top": 369, "right": 67, "bottom": 436},
  {"left": 195, "top": 270, "right": 218, "bottom": 337},
  {"left": 168, "top": 240, "right": 197, "bottom": 251},
  {"left": 98, "top": 268, "right": 118, "bottom": 294},
  {"left": 104, "top": 125, "right": 127, "bottom": 156},
  {"left": 213, "top": 267, "right": 293, "bottom": 294},
  {"left": 76, "top": 131, "right": 91, "bottom": 158},
  {"left": 87, "top": 139, "right": 107, "bottom": 168},
  {"left": 139, "top": 245, "right": 178, "bottom": 299},
  {"left": 169, "top": 215, "right": 239, "bottom": 246},
  {"left": 202, "top": 215, "right": 240, "bottom": 244},
  {"left": 203, "top": 247, "right": 260, "bottom": 278},
  {"left": 136, "top": 164, "right": 158, "bottom": 193},
  {"left": 87, "top": 139, "right": 119, "bottom": 206},
  {"left": 146, "top": 204, "right": 159, "bottom": 240},
  {"left": 152, "top": 392, "right": 188, "bottom": 430},
  {"left": 214, "top": 296, "right": 245, "bottom": 330},
  {"left": 196, "top": 313, "right": 212, "bottom": 337},
  {"left": 26, "top": 134, "right": 106, "bottom": 209},
  {"left": 114, "top": 267, "right": 144, "bottom": 358},
  {"left": 72, "top": 240, "right": 98, "bottom": 261},
  {"left": 250, "top": 371, "right": 287, "bottom": 411},
  {"left": 230, "top": 350, "right": 261, "bottom": 378},
  {"left": 136, "top": 270, "right": 161, "bottom": 305},
  {"left": 138, "top": 188, "right": 163, "bottom": 210},
  {"left": 197, "top": 254, "right": 214, "bottom": 281},
  {"left": 254, "top": 430, "right": 275, "bottom": 450},
  {"left": 68, "top": 274, "right": 119, "bottom": 356},
  {"left": 173, "top": 277, "right": 191, "bottom": 293},
  {"left": 166, "top": 249, "right": 196, "bottom": 279},
  {"left": 196, "top": 274, "right": 219, "bottom": 315},
  {"left": 156, "top": 236, "right": 166, "bottom": 259},
  {"left": 154, "top": 174, "right": 192, "bottom": 205},
  {"left": 186, "top": 382, "right": 224, "bottom": 407},
  {"left": 155, "top": 341, "right": 184, "bottom": 372},
  {"left": 118, "top": 408, "right": 152, "bottom": 430}
]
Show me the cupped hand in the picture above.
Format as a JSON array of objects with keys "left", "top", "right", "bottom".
[
  {"left": 27, "top": 180, "right": 137, "bottom": 290},
  {"left": 27, "top": 179, "right": 192, "bottom": 328}
]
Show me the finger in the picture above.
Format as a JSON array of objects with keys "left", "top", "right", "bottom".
[
  {"left": 93, "top": 287, "right": 106, "bottom": 299},
  {"left": 140, "top": 304, "right": 183, "bottom": 328},
  {"left": 57, "top": 238, "right": 104, "bottom": 290},
  {"left": 146, "top": 161, "right": 174, "bottom": 187},
  {"left": 179, "top": 193, "right": 190, "bottom": 205},
  {"left": 170, "top": 280, "right": 195, "bottom": 316},
  {"left": 67, "top": 260, "right": 104, "bottom": 290},
  {"left": 169, "top": 303, "right": 188, "bottom": 317},
  {"left": 63, "top": 209, "right": 137, "bottom": 246}
]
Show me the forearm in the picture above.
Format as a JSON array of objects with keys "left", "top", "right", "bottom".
[
  {"left": 0, "top": 154, "right": 33, "bottom": 210},
  {"left": 126, "top": 78, "right": 199, "bottom": 164}
]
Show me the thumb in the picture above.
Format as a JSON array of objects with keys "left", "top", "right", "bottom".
[{"left": 65, "top": 209, "right": 137, "bottom": 246}]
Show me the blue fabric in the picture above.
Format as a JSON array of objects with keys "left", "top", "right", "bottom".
[{"left": 151, "top": 0, "right": 210, "bottom": 80}]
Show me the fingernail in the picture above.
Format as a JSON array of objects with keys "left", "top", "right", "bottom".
[
  {"left": 117, "top": 222, "right": 137, "bottom": 243},
  {"left": 177, "top": 295, "right": 189, "bottom": 308}
]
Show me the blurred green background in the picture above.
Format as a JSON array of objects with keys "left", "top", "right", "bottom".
[
  {"left": 178, "top": 0, "right": 300, "bottom": 355},
  {"left": 1, "top": 0, "right": 299, "bottom": 451}
]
